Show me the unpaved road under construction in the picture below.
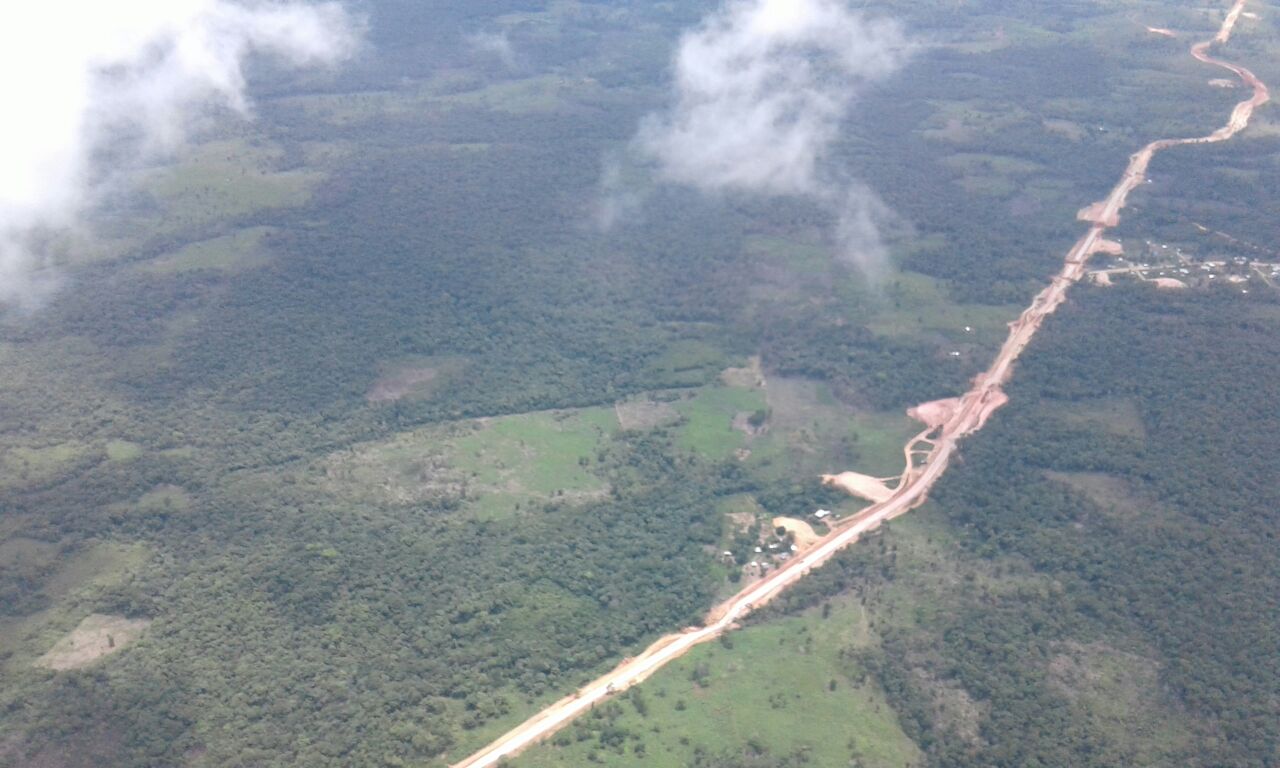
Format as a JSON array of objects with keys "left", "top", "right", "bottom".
[{"left": 453, "top": 4, "right": 1268, "bottom": 766}]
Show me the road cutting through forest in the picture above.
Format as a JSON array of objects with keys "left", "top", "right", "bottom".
[{"left": 452, "top": 4, "right": 1268, "bottom": 766}]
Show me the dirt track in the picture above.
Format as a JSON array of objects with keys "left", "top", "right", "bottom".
[{"left": 451, "top": 5, "right": 1267, "bottom": 766}]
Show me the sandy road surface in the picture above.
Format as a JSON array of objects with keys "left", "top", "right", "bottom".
[{"left": 452, "top": 5, "right": 1266, "bottom": 766}]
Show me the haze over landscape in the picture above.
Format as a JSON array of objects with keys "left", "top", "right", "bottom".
[{"left": 1, "top": 1, "right": 1279, "bottom": 767}]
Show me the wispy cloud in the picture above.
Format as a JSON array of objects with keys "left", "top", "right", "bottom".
[
  {"left": 467, "top": 31, "right": 517, "bottom": 70},
  {"left": 0, "top": 0, "right": 360, "bottom": 309},
  {"left": 623, "top": 0, "right": 911, "bottom": 275}
]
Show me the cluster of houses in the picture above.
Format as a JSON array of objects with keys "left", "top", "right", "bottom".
[
  {"left": 1091, "top": 240, "right": 1279, "bottom": 293},
  {"left": 722, "top": 508, "right": 837, "bottom": 578}
]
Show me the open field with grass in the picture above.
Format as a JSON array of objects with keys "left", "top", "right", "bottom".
[
  {"left": 517, "top": 595, "right": 922, "bottom": 768},
  {"left": 142, "top": 226, "right": 276, "bottom": 275},
  {"left": 320, "top": 406, "right": 618, "bottom": 518},
  {"left": 864, "top": 271, "right": 1020, "bottom": 349}
]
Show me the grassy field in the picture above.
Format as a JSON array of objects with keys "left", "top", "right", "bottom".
[
  {"left": 863, "top": 270, "right": 1021, "bottom": 347},
  {"left": 0, "top": 441, "right": 94, "bottom": 491},
  {"left": 104, "top": 439, "right": 143, "bottom": 462},
  {"left": 671, "top": 386, "right": 767, "bottom": 461},
  {"left": 143, "top": 226, "right": 275, "bottom": 274},
  {"left": 646, "top": 342, "right": 734, "bottom": 389},
  {"left": 517, "top": 595, "right": 921, "bottom": 768},
  {"left": 748, "top": 377, "right": 917, "bottom": 481},
  {"left": 452, "top": 409, "right": 618, "bottom": 517},
  {"left": 80, "top": 136, "right": 327, "bottom": 256},
  {"left": 320, "top": 406, "right": 619, "bottom": 519}
]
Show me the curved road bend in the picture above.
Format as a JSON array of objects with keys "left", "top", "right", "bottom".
[{"left": 454, "top": 4, "right": 1268, "bottom": 766}]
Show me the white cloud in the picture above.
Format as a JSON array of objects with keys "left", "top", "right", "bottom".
[
  {"left": 467, "top": 31, "right": 517, "bottom": 70},
  {"left": 630, "top": 0, "right": 911, "bottom": 274},
  {"left": 0, "top": 0, "right": 359, "bottom": 308}
]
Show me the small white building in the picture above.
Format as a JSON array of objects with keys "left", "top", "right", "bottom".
[{"left": 814, "top": 509, "right": 832, "bottom": 519}]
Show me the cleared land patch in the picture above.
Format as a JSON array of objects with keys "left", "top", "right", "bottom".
[
  {"left": 366, "top": 366, "right": 443, "bottom": 404},
  {"left": 1046, "top": 641, "right": 1191, "bottom": 763},
  {"left": 0, "top": 540, "right": 150, "bottom": 666},
  {"left": 751, "top": 376, "right": 918, "bottom": 480},
  {"left": 1044, "top": 471, "right": 1150, "bottom": 519},
  {"left": 868, "top": 270, "right": 1019, "bottom": 346},
  {"left": 321, "top": 407, "right": 618, "bottom": 518},
  {"left": 672, "top": 386, "right": 768, "bottom": 460},
  {"left": 104, "top": 440, "right": 143, "bottom": 462},
  {"left": 822, "top": 471, "right": 895, "bottom": 503},
  {"left": 136, "top": 138, "right": 322, "bottom": 230},
  {"left": 143, "top": 226, "right": 275, "bottom": 275},
  {"left": 614, "top": 397, "right": 680, "bottom": 431},
  {"left": 0, "top": 441, "right": 93, "bottom": 491},
  {"left": 516, "top": 598, "right": 921, "bottom": 768},
  {"left": 1040, "top": 396, "right": 1147, "bottom": 439},
  {"left": 771, "top": 517, "right": 819, "bottom": 548},
  {"left": 34, "top": 614, "right": 151, "bottom": 671}
]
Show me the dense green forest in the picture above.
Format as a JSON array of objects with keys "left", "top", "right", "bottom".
[
  {"left": 3, "top": 0, "right": 1276, "bottom": 765},
  {"left": 762, "top": 285, "right": 1280, "bottom": 768}
]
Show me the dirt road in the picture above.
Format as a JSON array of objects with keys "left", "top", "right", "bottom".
[{"left": 452, "top": 5, "right": 1267, "bottom": 766}]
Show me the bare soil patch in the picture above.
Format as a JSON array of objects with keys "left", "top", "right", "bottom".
[
  {"left": 771, "top": 516, "right": 819, "bottom": 548},
  {"left": 731, "top": 411, "right": 768, "bottom": 437},
  {"left": 821, "top": 471, "right": 894, "bottom": 503},
  {"left": 615, "top": 398, "right": 679, "bottom": 431},
  {"left": 35, "top": 614, "right": 150, "bottom": 670},
  {"left": 1092, "top": 238, "right": 1124, "bottom": 256},
  {"left": 1077, "top": 201, "right": 1119, "bottom": 228},
  {"left": 726, "top": 511, "right": 757, "bottom": 533},
  {"left": 366, "top": 366, "right": 441, "bottom": 403},
  {"left": 908, "top": 397, "right": 960, "bottom": 428},
  {"left": 719, "top": 356, "right": 765, "bottom": 389},
  {"left": 1153, "top": 277, "right": 1187, "bottom": 289},
  {"left": 1093, "top": 271, "right": 1113, "bottom": 286}
]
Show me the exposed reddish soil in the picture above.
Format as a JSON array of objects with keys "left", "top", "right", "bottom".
[
  {"left": 772, "top": 516, "right": 820, "bottom": 548},
  {"left": 1092, "top": 238, "right": 1124, "bottom": 256},
  {"left": 820, "top": 471, "right": 894, "bottom": 503},
  {"left": 1077, "top": 201, "right": 1119, "bottom": 228},
  {"left": 908, "top": 397, "right": 960, "bottom": 428}
]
